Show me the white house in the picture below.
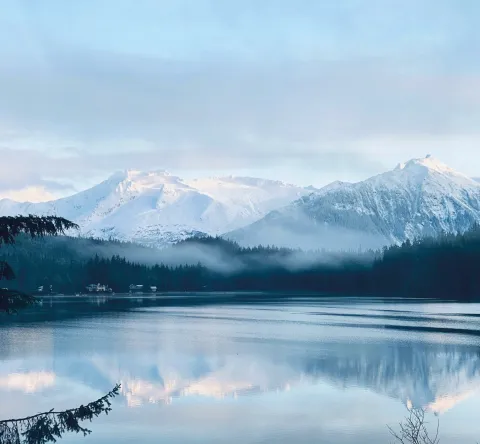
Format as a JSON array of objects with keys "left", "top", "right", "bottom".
[{"left": 86, "top": 283, "right": 108, "bottom": 292}]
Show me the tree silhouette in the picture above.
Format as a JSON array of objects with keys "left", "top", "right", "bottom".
[
  {"left": 0, "top": 215, "right": 78, "bottom": 313},
  {"left": 0, "top": 385, "right": 120, "bottom": 444},
  {"left": 0, "top": 215, "right": 120, "bottom": 443}
]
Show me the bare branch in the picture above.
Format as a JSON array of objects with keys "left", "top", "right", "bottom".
[{"left": 388, "top": 408, "right": 440, "bottom": 444}]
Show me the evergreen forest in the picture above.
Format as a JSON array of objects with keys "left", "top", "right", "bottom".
[{"left": 2, "top": 226, "right": 480, "bottom": 301}]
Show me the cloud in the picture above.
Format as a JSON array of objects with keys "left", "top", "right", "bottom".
[
  {"left": 3, "top": 51, "right": 480, "bottom": 145},
  {"left": 0, "top": 147, "right": 77, "bottom": 197},
  {"left": 0, "top": 186, "right": 59, "bottom": 203},
  {"left": 1, "top": 0, "right": 480, "bottom": 195},
  {"left": 2, "top": 53, "right": 479, "bottom": 150}
]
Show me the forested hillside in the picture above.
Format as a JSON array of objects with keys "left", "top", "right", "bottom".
[{"left": 1, "top": 227, "right": 480, "bottom": 300}]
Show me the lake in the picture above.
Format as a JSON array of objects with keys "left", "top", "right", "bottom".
[{"left": 1, "top": 294, "right": 480, "bottom": 443}]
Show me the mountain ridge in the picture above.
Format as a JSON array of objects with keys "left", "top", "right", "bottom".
[
  {"left": 0, "top": 170, "right": 314, "bottom": 247},
  {"left": 227, "top": 156, "right": 480, "bottom": 250},
  {"left": 2, "top": 156, "right": 480, "bottom": 250}
]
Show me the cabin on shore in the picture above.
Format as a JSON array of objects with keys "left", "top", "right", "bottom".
[{"left": 86, "top": 283, "right": 109, "bottom": 292}]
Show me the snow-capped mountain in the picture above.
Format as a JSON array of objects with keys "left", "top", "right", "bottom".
[
  {"left": 4, "top": 338, "right": 480, "bottom": 415},
  {"left": 227, "top": 156, "right": 480, "bottom": 250},
  {"left": 0, "top": 170, "right": 312, "bottom": 247}
]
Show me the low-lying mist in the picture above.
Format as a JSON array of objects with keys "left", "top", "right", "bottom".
[
  {"left": 35, "top": 233, "right": 379, "bottom": 274},
  {"left": 225, "top": 205, "right": 391, "bottom": 253}
]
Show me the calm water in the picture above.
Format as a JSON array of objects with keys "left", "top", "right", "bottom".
[{"left": 1, "top": 294, "right": 480, "bottom": 443}]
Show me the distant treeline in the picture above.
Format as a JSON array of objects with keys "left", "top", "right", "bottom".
[{"left": 1, "top": 227, "right": 480, "bottom": 300}]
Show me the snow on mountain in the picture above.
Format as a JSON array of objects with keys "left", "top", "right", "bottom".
[
  {"left": 12, "top": 339, "right": 480, "bottom": 414},
  {"left": 0, "top": 170, "right": 312, "bottom": 247},
  {"left": 227, "top": 156, "right": 480, "bottom": 250}
]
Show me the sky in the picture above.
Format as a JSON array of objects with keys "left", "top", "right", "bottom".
[{"left": 1, "top": 0, "right": 480, "bottom": 201}]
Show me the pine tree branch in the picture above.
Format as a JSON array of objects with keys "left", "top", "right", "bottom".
[
  {"left": 0, "top": 215, "right": 79, "bottom": 247},
  {"left": 0, "top": 384, "right": 120, "bottom": 444},
  {"left": 0, "top": 215, "right": 79, "bottom": 313}
]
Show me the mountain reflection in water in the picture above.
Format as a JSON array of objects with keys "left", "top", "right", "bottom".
[{"left": 1, "top": 296, "right": 480, "bottom": 444}]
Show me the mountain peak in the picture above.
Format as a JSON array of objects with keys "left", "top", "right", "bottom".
[
  {"left": 395, "top": 156, "right": 458, "bottom": 175},
  {"left": 107, "top": 169, "right": 173, "bottom": 184},
  {"left": 124, "top": 169, "right": 170, "bottom": 179},
  {"left": 0, "top": 170, "right": 311, "bottom": 248},
  {"left": 228, "top": 155, "right": 480, "bottom": 251}
]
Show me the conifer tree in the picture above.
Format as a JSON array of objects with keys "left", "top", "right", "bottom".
[
  {"left": 0, "top": 215, "right": 120, "bottom": 443},
  {"left": 0, "top": 215, "right": 78, "bottom": 313}
]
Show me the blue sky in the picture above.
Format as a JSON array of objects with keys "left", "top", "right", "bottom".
[{"left": 0, "top": 0, "right": 479, "bottom": 200}]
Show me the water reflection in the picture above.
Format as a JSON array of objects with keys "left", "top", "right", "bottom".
[
  {"left": 1, "top": 298, "right": 480, "bottom": 443},
  {"left": 0, "top": 371, "right": 56, "bottom": 393},
  {"left": 43, "top": 342, "right": 480, "bottom": 413}
]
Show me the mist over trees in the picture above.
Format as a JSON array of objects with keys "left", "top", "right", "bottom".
[
  {"left": 1, "top": 225, "right": 480, "bottom": 300},
  {"left": 1, "top": 217, "right": 479, "bottom": 443}
]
